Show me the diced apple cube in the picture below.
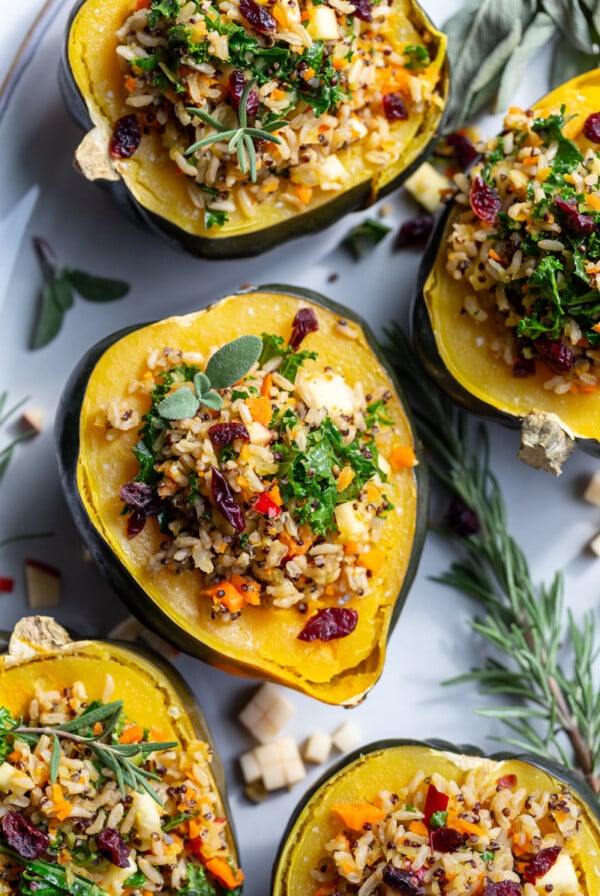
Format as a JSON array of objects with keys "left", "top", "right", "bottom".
[
  {"left": 583, "top": 469, "right": 600, "bottom": 506},
  {"left": 239, "top": 749, "right": 262, "bottom": 785},
  {"left": 24, "top": 559, "right": 61, "bottom": 609},
  {"left": 334, "top": 502, "right": 369, "bottom": 541},
  {"left": 589, "top": 531, "right": 600, "bottom": 557},
  {"left": 307, "top": 5, "right": 339, "bottom": 40},
  {"left": 303, "top": 730, "right": 332, "bottom": 764},
  {"left": 332, "top": 720, "right": 360, "bottom": 753},
  {"left": 404, "top": 162, "right": 452, "bottom": 213},
  {"left": 238, "top": 682, "right": 295, "bottom": 743},
  {"left": 534, "top": 851, "right": 578, "bottom": 894}
]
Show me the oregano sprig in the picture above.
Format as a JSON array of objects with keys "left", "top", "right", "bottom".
[
  {"left": 157, "top": 334, "right": 263, "bottom": 419},
  {"left": 31, "top": 237, "right": 129, "bottom": 349},
  {"left": 184, "top": 80, "right": 285, "bottom": 183},
  {"left": 385, "top": 324, "right": 600, "bottom": 795}
]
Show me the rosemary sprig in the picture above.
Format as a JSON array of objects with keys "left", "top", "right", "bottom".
[
  {"left": 3, "top": 701, "right": 178, "bottom": 804},
  {"left": 385, "top": 324, "right": 600, "bottom": 795},
  {"left": 185, "top": 79, "right": 285, "bottom": 182}
]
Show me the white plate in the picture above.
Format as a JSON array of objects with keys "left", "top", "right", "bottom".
[{"left": 0, "top": 4, "right": 599, "bottom": 895}]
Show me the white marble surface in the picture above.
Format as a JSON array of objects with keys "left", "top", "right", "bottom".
[{"left": 0, "top": 4, "right": 599, "bottom": 896}]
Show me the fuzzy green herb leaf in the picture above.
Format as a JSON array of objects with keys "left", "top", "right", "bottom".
[
  {"left": 342, "top": 218, "right": 390, "bottom": 260},
  {"left": 63, "top": 269, "right": 129, "bottom": 303},
  {"left": 156, "top": 387, "right": 200, "bottom": 420},
  {"left": 205, "top": 334, "right": 263, "bottom": 389}
]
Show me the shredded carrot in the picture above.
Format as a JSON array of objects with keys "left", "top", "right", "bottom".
[
  {"left": 204, "top": 857, "right": 245, "bottom": 890},
  {"left": 295, "top": 184, "right": 313, "bottom": 205},
  {"left": 261, "top": 373, "right": 273, "bottom": 397},
  {"left": 336, "top": 465, "right": 355, "bottom": 492},
  {"left": 407, "top": 820, "right": 428, "bottom": 838},
  {"left": 119, "top": 724, "right": 144, "bottom": 744},
  {"left": 357, "top": 547, "right": 386, "bottom": 574},
  {"left": 448, "top": 814, "right": 486, "bottom": 838},
  {"left": 580, "top": 383, "right": 598, "bottom": 393},
  {"left": 488, "top": 248, "right": 502, "bottom": 263},
  {"left": 390, "top": 444, "right": 417, "bottom": 469},
  {"left": 332, "top": 803, "right": 386, "bottom": 830},
  {"left": 245, "top": 395, "right": 272, "bottom": 426}
]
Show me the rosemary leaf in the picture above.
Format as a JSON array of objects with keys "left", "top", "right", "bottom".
[{"left": 49, "top": 734, "right": 61, "bottom": 783}]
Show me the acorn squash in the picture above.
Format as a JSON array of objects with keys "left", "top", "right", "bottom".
[
  {"left": 414, "top": 69, "right": 600, "bottom": 473},
  {"left": 272, "top": 738, "right": 600, "bottom": 895},
  {"left": 59, "top": 0, "right": 448, "bottom": 258},
  {"left": 55, "top": 287, "right": 428, "bottom": 706},
  {"left": 0, "top": 615, "right": 242, "bottom": 894}
]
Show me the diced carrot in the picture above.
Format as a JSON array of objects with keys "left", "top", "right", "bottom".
[
  {"left": 390, "top": 444, "right": 417, "bottom": 469},
  {"left": 593, "top": 323, "right": 600, "bottom": 333},
  {"left": 280, "top": 529, "right": 313, "bottom": 558},
  {"left": 204, "top": 581, "right": 246, "bottom": 613},
  {"left": 580, "top": 383, "right": 598, "bottom": 393},
  {"left": 508, "top": 106, "right": 524, "bottom": 115},
  {"left": 149, "top": 727, "right": 171, "bottom": 742},
  {"left": 301, "top": 67, "right": 316, "bottom": 81},
  {"left": 93, "top": 721, "right": 103, "bottom": 736},
  {"left": 267, "top": 483, "right": 282, "bottom": 506},
  {"left": 448, "top": 815, "right": 486, "bottom": 838},
  {"left": 408, "top": 820, "right": 428, "bottom": 838},
  {"left": 366, "top": 481, "right": 381, "bottom": 503},
  {"left": 332, "top": 803, "right": 386, "bottom": 829},
  {"left": 521, "top": 155, "right": 538, "bottom": 167},
  {"left": 343, "top": 541, "right": 359, "bottom": 556},
  {"left": 357, "top": 547, "right": 386, "bottom": 574},
  {"left": 135, "top": 0, "right": 151, "bottom": 8},
  {"left": 569, "top": 383, "right": 579, "bottom": 394},
  {"left": 124, "top": 77, "right": 137, "bottom": 92},
  {"left": 204, "top": 857, "right": 245, "bottom": 890},
  {"left": 261, "top": 373, "right": 273, "bottom": 397},
  {"left": 271, "top": 88, "right": 288, "bottom": 100},
  {"left": 295, "top": 184, "right": 313, "bottom": 205},
  {"left": 336, "top": 466, "right": 355, "bottom": 492},
  {"left": 488, "top": 248, "right": 502, "bottom": 263},
  {"left": 261, "top": 178, "right": 279, "bottom": 193},
  {"left": 119, "top": 724, "right": 144, "bottom": 744},
  {"left": 536, "top": 166, "right": 551, "bottom": 182},
  {"left": 332, "top": 56, "right": 347, "bottom": 70},
  {"left": 512, "top": 842, "right": 531, "bottom": 858},
  {"left": 230, "top": 573, "right": 261, "bottom": 606},
  {"left": 245, "top": 395, "right": 272, "bottom": 426},
  {"left": 586, "top": 192, "right": 600, "bottom": 211},
  {"left": 188, "top": 817, "right": 203, "bottom": 839}
]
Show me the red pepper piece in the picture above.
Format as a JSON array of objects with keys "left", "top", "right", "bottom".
[
  {"left": 423, "top": 783, "right": 449, "bottom": 829},
  {"left": 522, "top": 845, "right": 561, "bottom": 883},
  {"left": 253, "top": 491, "right": 282, "bottom": 518},
  {"left": 496, "top": 774, "right": 517, "bottom": 789}
]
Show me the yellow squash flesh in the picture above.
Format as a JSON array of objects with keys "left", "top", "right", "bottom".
[
  {"left": 73, "top": 291, "right": 423, "bottom": 705},
  {"left": 422, "top": 69, "right": 600, "bottom": 443},
  {"left": 272, "top": 742, "right": 600, "bottom": 896}
]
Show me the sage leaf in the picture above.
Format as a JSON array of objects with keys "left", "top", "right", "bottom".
[
  {"left": 496, "top": 11, "right": 556, "bottom": 111},
  {"left": 543, "top": 0, "right": 594, "bottom": 53},
  {"left": 193, "top": 371, "right": 212, "bottom": 397},
  {"left": 156, "top": 387, "right": 199, "bottom": 419},
  {"left": 550, "top": 39, "right": 598, "bottom": 89},
  {"left": 65, "top": 268, "right": 130, "bottom": 302},
  {"left": 31, "top": 283, "right": 65, "bottom": 349},
  {"left": 51, "top": 275, "right": 75, "bottom": 312},
  {"left": 198, "top": 390, "right": 223, "bottom": 411},
  {"left": 205, "top": 334, "right": 263, "bottom": 389}
]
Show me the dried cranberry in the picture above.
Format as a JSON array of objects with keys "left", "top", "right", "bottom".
[
  {"left": 298, "top": 606, "right": 358, "bottom": 641},
  {"left": 381, "top": 865, "right": 425, "bottom": 895},
  {"left": 119, "top": 482, "right": 163, "bottom": 539},
  {"left": 512, "top": 357, "right": 536, "bottom": 378},
  {"left": 554, "top": 194, "right": 595, "bottom": 236},
  {"left": 96, "top": 828, "right": 130, "bottom": 868},
  {"left": 208, "top": 422, "right": 250, "bottom": 447},
  {"left": 228, "top": 71, "right": 259, "bottom": 119},
  {"left": 109, "top": 114, "right": 141, "bottom": 159},
  {"left": 395, "top": 215, "right": 434, "bottom": 250},
  {"left": 446, "top": 131, "right": 478, "bottom": 169},
  {"left": 445, "top": 496, "right": 479, "bottom": 537},
  {"left": 469, "top": 176, "right": 501, "bottom": 223},
  {"left": 484, "top": 882, "right": 522, "bottom": 896},
  {"left": 239, "top": 0, "right": 276, "bottom": 31},
  {"left": 383, "top": 92, "right": 409, "bottom": 122},
  {"left": 534, "top": 335, "right": 574, "bottom": 373},
  {"left": 430, "top": 826, "right": 467, "bottom": 853},
  {"left": 522, "top": 846, "right": 561, "bottom": 883},
  {"left": 289, "top": 307, "right": 319, "bottom": 349},
  {"left": 351, "top": 0, "right": 372, "bottom": 21},
  {"left": 583, "top": 111, "right": 600, "bottom": 143},
  {"left": 210, "top": 466, "right": 246, "bottom": 532},
  {"left": 496, "top": 774, "right": 517, "bottom": 789},
  {"left": 1, "top": 811, "right": 50, "bottom": 859}
]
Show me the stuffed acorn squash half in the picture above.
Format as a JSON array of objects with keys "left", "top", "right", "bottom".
[
  {"left": 60, "top": 0, "right": 448, "bottom": 258},
  {"left": 0, "top": 616, "right": 243, "bottom": 895},
  {"left": 56, "top": 287, "right": 428, "bottom": 706},
  {"left": 272, "top": 739, "right": 600, "bottom": 895},
  {"left": 414, "top": 69, "right": 600, "bottom": 473}
]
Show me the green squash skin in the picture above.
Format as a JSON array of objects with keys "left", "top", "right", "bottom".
[
  {"left": 58, "top": 0, "right": 449, "bottom": 259},
  {"left": 55, "top": 285, "right": 429, "bottom": 701},
  {"left": 272, "top": 737, "right": 600, "bottom": 895}
]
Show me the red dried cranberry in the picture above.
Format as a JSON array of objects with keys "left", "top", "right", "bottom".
[
  {"left": 395, "top": 215, "right": 434, "bottom": 250},
  {"left": 445, "top": 496, "right": 479, "bottom": 537},
  {"left": 496, "top": 774, "right": 517, "bottom": 789},
  {"left": 96, "top": 828, "right": 130, "bottom": 868},
  {"left": 469, "top": 176, "right": 501, "bottom": 223},
  {"left": 289, "top": 307, "right": 319, "bottom": 349},
  {"left": 298, "top": 606, "right": 358, "bottom": 641},
  {"left": 210, "top": 466, "right": 246, "bottom": 532},
  {"left": 381, "top": 865, "right": 425, "bottom": 895},
  {"left": 446, "top": 131, "right": 478, "bottom": 169},
  {"left": 1, "top": 811, "right": 50, "bottom": 859},
  {"left": 522, "top": 846, "right": 561, "bottom": 883},
  {"left": 119, "top": 482, "right": 163, "bottom": 539},
  {"left": 430, "top": 827, "right": 466, "bottom": 853},
  {"left": 512, "top": 357, "right": 536, "bottom": 378},
  {"left": 239, "top": 0, "right": 276, "bottom": 31},
  {"left": 228, "top": 71, "right": 259, "bottom": 119},
  {"left": 484, "top": 882, "right": 522, "bottom": 896},
  {"left": 583, "top": 111, "right": 600, "bottom": 143},
  {"left": 534, "top": 335, "right": 574, "bottom": 373},
  {"left": 382, "top": 92, "right": 408, "bottom": 122},
  {"left": 208, "top": 422, "right": 250, "bottom": 447},
  {"left": 554, "top": 195, "right": 595, "bottom": 236},
  {"left": 351, "top": 0, "right": 372, "bottom": 21},
  {"left": 109, "top": 114, "right": 141, "bottom": 159}
]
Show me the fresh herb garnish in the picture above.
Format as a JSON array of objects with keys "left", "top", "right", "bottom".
[
  {"left": 0, "top": 843, "right": 107, "bottom": 896},
  {"left": 404, "top": 43, "right": 430, "bottom": 69},
  {"left": 481, "top": 850, "right": 496, "bottom": 862},
  {"left": 429, "top": 810, "right": 448, "bottom": 828},
  {"left": 185, "top": 80, "right": 285, "bottom": 184},
  {"left": 258, "top": 333, "right": 317, "bottom": 383},
  {"left": 0, "top": 701, "right": 178, "bottom": 803},
  {"left": 31, "top": 237, "right": 129, "bottom": 349},
  {"left": 342, "top": 218, "right": 391, "bottom": 260},
  {"left": 179, "top": 863, "right": 218, "bottom": 896},
  {"left": 156, "top": 335, "right": 263, "bottom": 419},
  {"left": 204, "top": 208, "right": 229, "bottom": 229},
  {"left": 386, "top": 324, "right": 600, "bottom": 795}
]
